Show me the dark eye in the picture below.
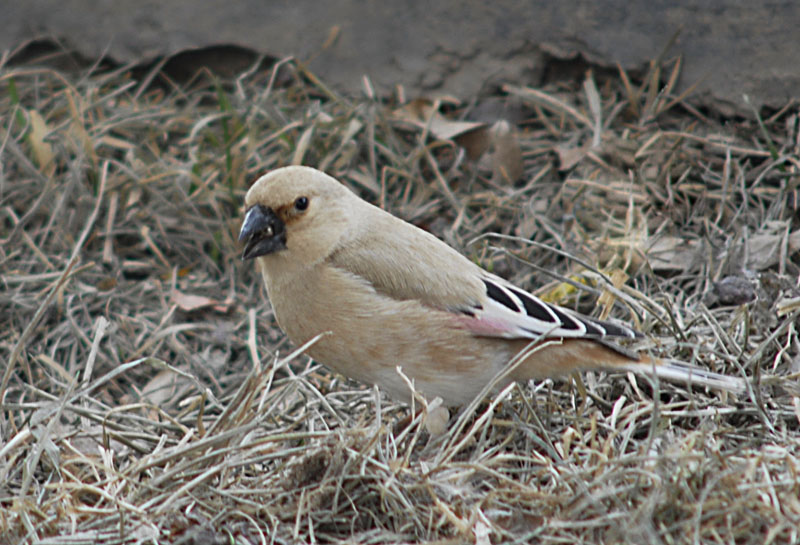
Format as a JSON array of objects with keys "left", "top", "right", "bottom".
[{"left": 294, "top": 196, "right": 309, "bottom": 211}]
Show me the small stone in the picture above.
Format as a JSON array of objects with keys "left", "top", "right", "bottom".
[{"left": 712, "top": 276, "right": 757, "bottom": 306}]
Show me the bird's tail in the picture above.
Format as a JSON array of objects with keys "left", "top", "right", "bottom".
[{"left": 621, "top": 355, "right": 746, "bottom": 393}]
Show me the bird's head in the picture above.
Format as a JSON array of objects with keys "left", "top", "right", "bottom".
[{"left": 239, "top": 166, "right": 353, "bottom": 266}]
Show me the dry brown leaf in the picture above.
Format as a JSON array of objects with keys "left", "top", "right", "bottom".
[
  {"left": 392, "top": 101, "right": 523, "bottom": 182},
  {"left": 453, "top": 126, "right": 491, "bottom": 159},
  {"left": 170, "top": 290, "right": 232, "bottom": 312},
  {"left": 488, "top": 120, "right": 524, "bottom": 183},
  {"left": 65, "top": 88, "right": 96, "bottom": 160},
  {"left": 126, "top": 186, "right": 143, "bottom": 208},
  {"left": 99, "top": 135, "right": 136, "bottom": 150},
  {"left": 141, "top": 369, "right": 180, "bottom": 407},
  {"left": 646, "top": 235, "right": 701, "bottom": 272},
  {"left": 96, "top": 277, "right": 118, "bottom": 291},
  {"left": 28, "top": 109, "right": 55, "bottom": 175},
  {"left": 212, "top": 298, "right": 235, "bottom": 313},
  {"left": 746, "top": 232, "right": 781, "bottom": 270},
  {"left": 392, "top": 99, "right": 486, "bottom": 141},
  {"left": 555, "top": 142, "right": 588, "bottom": 171}
]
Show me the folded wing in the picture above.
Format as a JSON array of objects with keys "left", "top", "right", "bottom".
[{"left": 468, "top": 274, "right": 641, "bottom": 341}]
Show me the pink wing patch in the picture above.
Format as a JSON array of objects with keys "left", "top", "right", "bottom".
[{"left": 451, "top": 312, "right": 520, "bottom": 338}]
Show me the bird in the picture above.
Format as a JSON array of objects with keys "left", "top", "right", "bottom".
[{"left": 239, "top": 166, "right": 745, "bottom": 408}]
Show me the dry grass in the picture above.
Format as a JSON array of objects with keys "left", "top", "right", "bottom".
[{"left": 1, "top": 52, "right": 800, "bottom": 544}]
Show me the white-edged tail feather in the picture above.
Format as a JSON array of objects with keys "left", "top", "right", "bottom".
[
  {"left": 622, "top": 357, "right": 746, "bottom": 393},
  {"left": 477, "top": 276, "right": 746, "bottom": 394}
]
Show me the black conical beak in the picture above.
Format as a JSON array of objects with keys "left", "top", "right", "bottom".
[{"left": 239, "top": 205, "right": 287, "bottom": 260}]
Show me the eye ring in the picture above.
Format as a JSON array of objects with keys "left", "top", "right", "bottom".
[{"left": 294, "top": 196, "right": 309, "bottom": 211}]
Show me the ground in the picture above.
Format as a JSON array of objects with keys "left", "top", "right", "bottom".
[{"left": 1, "top": 51, "right": 800, "bottom": 544}]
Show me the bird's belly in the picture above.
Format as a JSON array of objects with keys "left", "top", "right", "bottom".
[{"left": 265, "top": 269, "right": 514, "bottom": 405}]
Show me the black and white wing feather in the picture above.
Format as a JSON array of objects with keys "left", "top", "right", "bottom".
[{"left": 473, "top": 275, "right": 641, "bottom": 340}]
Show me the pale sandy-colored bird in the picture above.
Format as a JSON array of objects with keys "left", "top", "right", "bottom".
[{"left": 239, "top": 166, "right": 744, "bottom": 407}]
